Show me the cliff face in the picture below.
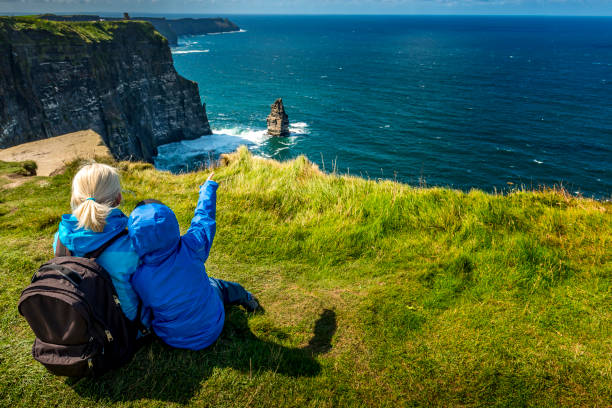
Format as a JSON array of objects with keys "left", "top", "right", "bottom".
[{"left": 0, "top": 17, "right": 211, "bottom": 162}]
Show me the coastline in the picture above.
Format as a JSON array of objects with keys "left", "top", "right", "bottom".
[
  {"left": 164, "top": 15, "right": 612, "bottom": 200},
  {"left": 0, "top": 14, "right": 610, "bottom": 408},
  {"left": 1, "top": 131, "right": 609, "bottom": 203}
]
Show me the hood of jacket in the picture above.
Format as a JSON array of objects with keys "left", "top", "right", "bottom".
[
  {"left": 128, "top": 203, "right": 181, "bottom": 265},
  {"left": 58, "top": 208, "right": 129, "bottom": 255}
]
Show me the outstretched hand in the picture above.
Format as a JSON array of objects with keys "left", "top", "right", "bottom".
[{"left": 206, "top": 172, "right": 215, "bottom": 182}]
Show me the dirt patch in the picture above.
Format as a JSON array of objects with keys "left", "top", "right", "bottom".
[
  {"left": 0, "top": 130, "right": 111, "bottom": 177},
  {"left": 1, "top": 173, "right": 30, "bottom": 189}
]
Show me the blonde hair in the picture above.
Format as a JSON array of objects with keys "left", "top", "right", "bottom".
[{"left": 71, "top": 163, "right": 122, "bottom": 232}]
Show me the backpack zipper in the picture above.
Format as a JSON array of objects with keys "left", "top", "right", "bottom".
[
  {"left": 105, "top": 330, "right": 114, "bottom": 342},
  {"left": 80, "top": 337, "right": 96, "bottom": 359}
]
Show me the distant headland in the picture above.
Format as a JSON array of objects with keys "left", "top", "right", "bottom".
[{"left": 37, "top": 13, "right": 240, "bottom": 45}]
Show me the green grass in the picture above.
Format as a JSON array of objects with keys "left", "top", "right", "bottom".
[
  {"left": 0, "top": 16, "right": 161, "bottom": 43},
  {"left": 0, "top": 147, "right": 610, "bottom": 407},
  {"left": 0, "top": 160, "right": 38, "bottom": 188}
]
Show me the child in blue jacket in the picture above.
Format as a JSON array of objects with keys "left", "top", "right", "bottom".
[{"left": 127, "top": 173, "right": 259, "bottom": 350}]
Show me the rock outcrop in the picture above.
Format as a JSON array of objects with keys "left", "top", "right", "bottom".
[
  {"left": 0, "top": 130, "right": 111, "bottom": 177},
  {"left": 0, "top": 17, "right": 212, "bottom": 162},
  {"left": 267, "top": 99, "right": 290, "bottom": 137}
]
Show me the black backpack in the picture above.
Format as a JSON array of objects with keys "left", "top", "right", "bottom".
[{"left": 18, "top": 230, "right": 147, "bottom": 377}]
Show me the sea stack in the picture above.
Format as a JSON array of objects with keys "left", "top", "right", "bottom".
[{"left": 267, "top": 98, "right": 290, "bottom": 136}]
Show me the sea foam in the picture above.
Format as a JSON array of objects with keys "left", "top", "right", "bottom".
[
  {"left": 155, "top": 123, "right": 308, "bottom": 171},
  {"left": 172, "top": 49, "right": 210, "bottom": 54},
  {"left": 208, "top": 29, "right": 247, "bottom": 35},
  {"left": 289, "top": 122, "right": 309, "bottom": 134}
]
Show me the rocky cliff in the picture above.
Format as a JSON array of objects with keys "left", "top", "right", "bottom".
[{"left": 0, "top": 17, "right": 211, "bottom": 162}]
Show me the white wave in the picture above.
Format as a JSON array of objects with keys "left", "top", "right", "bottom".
[
  {"left": 289, "top": 122, "right": 309, "bottom": 135},
  {"left": 172, "top": 49, "right": 210, "bottom": 54},
  {"left": 533, "top": 159, "right": 543, "bottom": 164},
  {"left": 176, "top": 39, "right": 197, "bottom": 46},
  {"left": 156, "top": 122, "right": 307, "bottom": 170},
  {"left": 212, "top": 127, "right": 269, "bottom": 144},
  {"left": 208, "top": 29, "right": 247, "bottom": 35},
  {"left": 155, "top": 127, "right": 269, "bottom": 170}
]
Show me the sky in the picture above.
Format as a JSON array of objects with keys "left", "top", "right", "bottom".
[{"left": 0, "top": 0, "right": 611, "bottom": 16}]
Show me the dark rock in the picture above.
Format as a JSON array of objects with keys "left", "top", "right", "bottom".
[
  {"left": 267, "top": 98, "right": 290, "bottom": 137},
  {"left": 0, "top": 17, "right": 212, "bottom": 162}
]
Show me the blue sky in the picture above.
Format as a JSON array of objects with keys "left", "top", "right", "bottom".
[{"left": 0, "top": 0, "right": 611, "bottom": 16}]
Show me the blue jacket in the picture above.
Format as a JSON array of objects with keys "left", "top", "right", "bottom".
[
  {"left": 127, "top": 181, "right": 224, "bottom": 350},
  {"left": 53, "top": 208, "right": 146, "bottom": 325}
]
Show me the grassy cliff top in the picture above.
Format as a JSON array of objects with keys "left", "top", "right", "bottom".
[
  {"left": 0, "top": 147, "right": 610, "bottom": 407},
  {"left": 0, "top": 16, "right": 164, "bottom": 43}
]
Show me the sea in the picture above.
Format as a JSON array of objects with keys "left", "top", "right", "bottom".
[{"left": 154, "top": 15, "right": 612, "bottom": 199}]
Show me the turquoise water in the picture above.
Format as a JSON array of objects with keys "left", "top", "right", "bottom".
[{"left": 155, "top": 15, "right": 612, "bottom": 199}]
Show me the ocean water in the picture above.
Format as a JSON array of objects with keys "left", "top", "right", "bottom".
[{"left": 155, "top": 15, "right": 612, "bottom": 199}]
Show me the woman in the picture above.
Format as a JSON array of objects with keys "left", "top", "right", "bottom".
[{"left": 53, "top": 163, "right": 145, "bottom": 325}]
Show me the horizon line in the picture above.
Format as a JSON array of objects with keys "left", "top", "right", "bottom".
[{"left": 2, "top": 12, "right": 612, "bottom": 18}]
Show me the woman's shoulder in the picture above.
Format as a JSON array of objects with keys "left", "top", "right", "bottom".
[
  {"left": 96, "top": 234, "right": 140, "bottom": 274},
  {"left": 55, "top": 208, "right": 131, "bottom": 256}
]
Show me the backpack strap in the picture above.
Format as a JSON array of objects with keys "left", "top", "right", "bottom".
[
  {"left": 84, "top": 229, "right": 129, "bottom": 259},
  {"left": 54, "top": 229, "right": 128, "bottom": 259},
  {"left": 55, "top": 239, "right": 72, "bottom": 257},
  {"left": 135, "top": 300, "right": 151, "bottom": 337}
]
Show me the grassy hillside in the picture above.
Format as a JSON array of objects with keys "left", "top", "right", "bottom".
[
  {"left": 0, "top": 147, "right": 610, "bottom": 407},
  {"left": 0, "top": 16, "right": 162, "bottom": 44}
]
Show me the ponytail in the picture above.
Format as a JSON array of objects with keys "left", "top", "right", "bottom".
[{"left": 71, "top": 163, "right": 121, "bottom": 232}]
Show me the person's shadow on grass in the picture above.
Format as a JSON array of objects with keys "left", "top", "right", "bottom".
[{"left": 70, "top": 308, "right": 337, "bottom": 404}]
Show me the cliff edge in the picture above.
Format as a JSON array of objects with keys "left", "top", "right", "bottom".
[{"left": 0, "top": 17, "right": 212, "bottom": 162}]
